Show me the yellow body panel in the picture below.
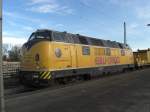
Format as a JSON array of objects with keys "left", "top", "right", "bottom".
[
  {"left": 21, "top": 41, "right": 134, "bottom": 72},
  {"left": 21, "top": 41, "right": 51, "bottom": 71},
  {"left": 51, "top": 43, "right": 72, "bottom": 69},
  {"left": 76, "top": 45, "right": 94, "bottom": 67}
]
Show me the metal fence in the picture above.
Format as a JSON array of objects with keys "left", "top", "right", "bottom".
[{"left": 2, "top": 62, "right": 20, "bottom": 78}]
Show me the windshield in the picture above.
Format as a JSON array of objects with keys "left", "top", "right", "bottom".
[
  {"left": 29, "top": 33, "right": 36, "bottom": 41},
  {"left": 28, "top": 31, "right": 51, "bottom": 41}
]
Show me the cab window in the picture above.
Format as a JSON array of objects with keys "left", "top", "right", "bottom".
[
  {"left": 36, "top": 31, "right": 51, "bottom": 40},
  {"left": 28, "top": 31, "right": 51, "bottom": 41},
  {"left": 66, "top": 34, "right": 74, "bottom": 43},
  {"left": 29, "top": 33, "right": 36, "bottom": 41},
  {"left": 52, "top": 31, "right": 68, "bottom": 42},
  {"left": 72, "top": 35, "right": 80, "bottom": 44}
]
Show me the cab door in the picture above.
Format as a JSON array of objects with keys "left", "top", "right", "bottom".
[
  {"left": 51, "top": 31, "right": 72, "bottom": 70},
  {"left": 53, "top": 42, "right": 72, "bottom": 69}
]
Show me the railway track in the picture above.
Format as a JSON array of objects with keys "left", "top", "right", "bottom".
[
  {"left": 4, "top": 63, "right": 150, "bottom": 98},
  {"left": 4, "top": 67, "right": 141, "bottom": 98},
  {"left": 5, "top": 77, "right": 84, "bottom": 98}
]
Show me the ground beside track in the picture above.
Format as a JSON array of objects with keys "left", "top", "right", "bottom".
[{"left": 5, "top": 68, "right": 150, "bottom": 112}]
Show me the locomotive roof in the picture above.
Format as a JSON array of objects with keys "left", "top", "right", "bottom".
[{"left": 35, "top": 29, "right": 130, "bottom": 49}]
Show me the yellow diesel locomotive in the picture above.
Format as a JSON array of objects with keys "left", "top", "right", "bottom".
[{"left": 20, "top": 29, "right": 134, "bottom": 85}]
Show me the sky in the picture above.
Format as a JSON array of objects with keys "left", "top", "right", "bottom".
[{"left": 3, "top": 0, "right": 150, "bottom": 51}]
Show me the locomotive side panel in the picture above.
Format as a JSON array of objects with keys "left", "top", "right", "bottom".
[
  {"left": 76, "top": 45, "right": 94, "bottom": 68},
  {"left": 51, "top": 42, "right": 72, "bottom": 70}
]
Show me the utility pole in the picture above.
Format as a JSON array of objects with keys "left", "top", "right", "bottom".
[
  {"left": 124, "top": 22, "right": 127, "bottom": 46},
  {"left": 0, "top": 0, "right": 5, "bottom": 111}
]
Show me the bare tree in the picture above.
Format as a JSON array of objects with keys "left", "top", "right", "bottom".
[
  {"left": 8, "top": 46, "right": 21, "bottom": 62},
  {"left": 2, "top": 44, "right": 9, "bottom": 61}
]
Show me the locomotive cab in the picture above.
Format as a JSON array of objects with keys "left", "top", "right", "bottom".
[{"left": 20, "top": 30, "right": 53, "bottom": 86}]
